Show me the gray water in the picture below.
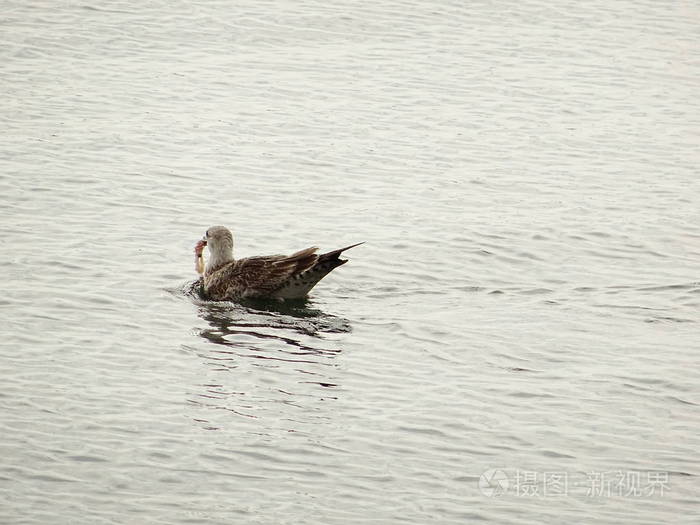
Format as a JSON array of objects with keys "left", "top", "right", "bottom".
[{"left": 2, "top": 1, "right": 699, "bottom": 523}]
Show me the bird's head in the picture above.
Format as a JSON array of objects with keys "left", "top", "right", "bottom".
[{"left": 203, "top": 225, "right": 234, "bottom": 257}]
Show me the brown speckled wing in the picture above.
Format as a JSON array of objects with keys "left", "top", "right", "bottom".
[{"left": 204, "top": 247, "right": 319, "bottom": 300}]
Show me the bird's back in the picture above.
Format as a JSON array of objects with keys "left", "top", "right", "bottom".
[
  {"left": 202, "top": 243, "right": 362, "bottom": 301},
  {"left": 203, "top": 248, "right": 318, "bottom": 300}
]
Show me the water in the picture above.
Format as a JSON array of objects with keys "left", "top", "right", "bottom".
[{"left": 2, "top": 1, "right": 699, "bottom": 523}]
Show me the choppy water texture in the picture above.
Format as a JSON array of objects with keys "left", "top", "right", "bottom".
[{"left": 2, "top": 1, "right": 700, "bottom": 523}]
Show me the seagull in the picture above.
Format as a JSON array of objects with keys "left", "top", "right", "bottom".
[{"left": 194, "top": 225, "right": 362, "bottom": 301}]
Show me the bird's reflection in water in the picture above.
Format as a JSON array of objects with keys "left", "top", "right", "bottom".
[
  {"left": 197, "top": 299, "right": 351, "bottom": 356},
  {"left": 180, "top": 280, "right": 350, "bottom": 429}
]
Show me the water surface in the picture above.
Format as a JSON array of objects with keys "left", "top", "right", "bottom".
[{"left": 2, "top": 1, "right": 699, "bottom": 523}]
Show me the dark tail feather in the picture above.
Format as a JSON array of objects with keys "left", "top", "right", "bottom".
[
  {"left": 317, "top": 242, "right": 364, "bottom": 264},
  {"left": 312, "top": 242, "right": 364, "bottom": 272},
  {"left": 274, "top": 242, "right": 364, "bottom": 295}
]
